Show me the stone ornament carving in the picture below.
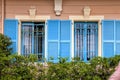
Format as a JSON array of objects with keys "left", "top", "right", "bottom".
[
  {"left": 54, "top": 0, "right": 62, "bottom": 16},
  {"left": 29, "top": 6, "right": 36, "bottom": 17},
  {"left": 83, "top": 6, "right": 91, "bottom": 18}
]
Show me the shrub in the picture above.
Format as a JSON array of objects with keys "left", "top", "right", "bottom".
[
  {"left": 0, "top": 33, "right": 12, "bottom": 77},
  {"left": 0, "top": 34, "right": 42, "bottom": 80},
  {"left": 0, "top": 33, "right": 12, "bottom": 56},
  {"left": 45, "top": 56, "right": 119, "bottom": 80},
  {"left": 109, "top": 55, "right": 120, "bottom": 68},
  {"left": 90, "top": 57, "right": 112, "bottom": 80},
  {"left": 1, "top": 54, "right": 39, "bottom": 80},
  {"left": 46, "top": 58, "right": 71, "bottom": 80},
  {"left": 0, "top": 33, "right": 119, "bottom": 80}
]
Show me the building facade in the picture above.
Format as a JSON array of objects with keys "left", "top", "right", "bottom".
[{"left": 1, "top": 0, "right": 120, "bottom": 62}]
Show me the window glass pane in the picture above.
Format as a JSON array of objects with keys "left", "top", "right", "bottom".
[
  {"left": 21, "top": 25, "right": 33, "bottom": 56},
  {"left": 21, "top": 22, "right": 45, "bottom": 61},
  {"left": 74, "top": 22, "right": 98, "bottom": 61}
]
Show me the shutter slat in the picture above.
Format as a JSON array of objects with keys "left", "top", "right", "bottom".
[
  {"left": 4, "top": 19, "right": 18, "bottom": 53},
  {"left": 103, "top": 42, "right": 114, "bottom": 58},
  {"left": 116, "top": 21, "right": 120, "bottom": 40},
  {"left": 116, "top": 43, "right": 120, "bottom": 55},
  {"left": 103, "top": 20, "right": 114, "bottom": 40},
  {"left": 102, "top": 20, "right": 114, "bottom": 57},
  {"left": 60, "top": 20, "right": 71, "bottom": 61},
  {"left": 47, "top": 20, "right": 60, "bottom": 62},
  {"left": 47, "top": 20, "right": 71, "bottom": 62},
  {"left": 115, "top": 20, "right": 120, "bottom": 55},
  {"left": 48, "top": 20, "right": 59, "bottom": 40}
]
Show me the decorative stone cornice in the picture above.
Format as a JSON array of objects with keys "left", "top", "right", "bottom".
[
  {"left": 83, "top": 6, "right": 91, "bottom": 18},
  {"left": 28, "top": 6, "right": 36, "bottom": 17},
  {"left": 54, "top": 0, "right": 62, "bottom": 16}
]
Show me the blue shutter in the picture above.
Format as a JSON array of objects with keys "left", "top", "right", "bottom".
[
  {"left": 4, "top": 19, "right": 18, "bottom": 53},
  {"left": 48, "top": 20, "right": 59, "bottom": 40},
  {"left": 102, "top": 20, "right": 114, "bottom": 58},
  {"left": 115, "top": 20, "right": 120, "bottom": 55},
  {"left": 116, "top": 21, "right": 120, "bottom": 40},
  {"left": 103, "top": 43, "right": 114, "bottom": 57},
  {"left": 103, "top": 20, "right": 114, "bottom": 40},
  {"left": 47, "top": 20, "right": 71, "bottom": 63},
  {"left": 47, "top": 20, "right": 60, "bottom": 63},
  {"left": 116, "top": 43, "right": 120, "bottom": 55},
  {"left": 60, "top": 20, "right": 71, "bottom": 61}
]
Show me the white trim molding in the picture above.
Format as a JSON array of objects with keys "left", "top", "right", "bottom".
[
  {"left": 28, "top": 6, "right": 36, "bottom": 18},
  {"left": 69, "top": 15, "right": 104, "bottom": 58},
  {"left": 15, "top": 15, "right": 50, "bottom": 21},
  {"left": 83, "top": 6, "right": 91, "bottom": 18},
  {"left": 15, "top": 15, "right": 50, "bottom": 61},
  {"left": 69, "top": 16, "right": 104, "bottom": 21},
  {"left": 54, "top": 0, "right": 62, "bottom": 16}
]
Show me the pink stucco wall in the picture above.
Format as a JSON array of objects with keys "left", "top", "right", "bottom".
[
  {"left": 4, "top": 0, "right": 120, "bottom": 19},
  {"left": 0, "top": 1, "right": 2, "bottom": 33}
]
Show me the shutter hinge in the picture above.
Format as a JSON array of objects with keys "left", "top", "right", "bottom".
[
  {"left": 18, "top": 22, "right": 19, "bottom": 25},
  {"left": 100, "top": 22, "right": 102, "bottom": 25},
  {"left": 46, "top": 22, "right": 47, "bottom": 25},
  {"left": 71, "top": 22, "right": 74, "bottom": 25},
  {"left": 18, "top": 21, "right": 21, "bottom": 25}
]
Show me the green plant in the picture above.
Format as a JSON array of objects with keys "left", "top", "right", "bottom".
[
  {"left": 90, "top": 57, "right": 113, "bottom": 80},
  {"left": 47, "top": 59, "right": 70, "bottom": 80},
  {"left": 0, "top": 33, "right": 119, "bottom": 80},
  {"left": 1, "top": 54, "right": 39, "bottom": 80},
  {"left": 109, "top": 55, "right": 120, "bottom": 68},
  {"left": 0, "top": 33, "right": 12, "bottom": 56},
  {"left": 0, "top": 33, "right": 12, "bottom": 77}
]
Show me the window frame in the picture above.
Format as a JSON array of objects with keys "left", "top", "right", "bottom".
[
  {"left": 69, "top": 15, "right": 104, "bottom": 58},
  {"left": 74, "top": 22, "right": 98, "bottom": 61},
  {"left": 15, "top": 15, "right": 50, "bottom": 60},
  {"left": 21, "top": 22, "right": 45, "bottom": 61}
]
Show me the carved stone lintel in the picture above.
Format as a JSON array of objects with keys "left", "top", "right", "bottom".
[
  {"left": 83, "top": 6, "right": 91, "bottom": 18},
  {"left": 29, "top": 6, "right": 36, "bottom": 17},
  {"left": 55, "top": 10, "right": 62, "bottom": 16},
  {"left": 54, "top": 0, "right": 62, "bottom": 16}
]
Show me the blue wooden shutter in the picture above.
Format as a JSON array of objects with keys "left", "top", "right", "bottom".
[
  {"left": 115, "top": 20, "right": 120, "bottom": 55},
  {"left": 47, "top": 20, "right": 60, "bottom": 62},
  {"left": 60, "top": 20, "right": 71, "bottom": 61},
  {"left": 4, "top": 19, "right": 18, "bottom": 53},
  {"left": 102, "top": 20, "right": 114, "bottom": 57}
]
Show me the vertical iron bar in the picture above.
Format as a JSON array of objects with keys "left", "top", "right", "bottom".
[
  {"left": 92, "top": 24, "right": 95, "bottom": 58},
  {"left": 87, "top": 25, "right": 90, "bottom": 60},
  {"left": 82, "top": 25, "right": 85, "bottom": 60},
  {"left": 76, "top": 27, "right": 78, "bottom": 57},
  {"left": 78, "top": 28, "right": 80, "bottom": 57},
  {"left": 80, "top": 26, "right": 82, "bottom": 60}
]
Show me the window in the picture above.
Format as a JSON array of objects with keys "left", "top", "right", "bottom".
[
  {"left": 74, "top": 22, "right": 98, "bottom": 62},
  {"left": 21, "top": 22, "right": 45, "bottom": 61}
]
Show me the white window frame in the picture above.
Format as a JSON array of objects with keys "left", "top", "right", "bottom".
[
  {"left": 69, "top": 15, "right": 104, "bottom": 58},
  {"left": 15, "top": 15, "right": 50, "bottom": 60}
]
